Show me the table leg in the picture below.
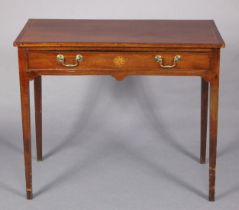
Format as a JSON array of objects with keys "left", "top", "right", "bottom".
[
  {"left": 200, "top": 78, "right": 209, "bottom": 164},
  {"left": 208, "top": 78, "right": 219, "bottom": 201},
  {"left": 20, "top": 77, "right": 33, "bottom": 199},
  {"left": 34, "top": 76, "right": 42, "bottom": 161}
]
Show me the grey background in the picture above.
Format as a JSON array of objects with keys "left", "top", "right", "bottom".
[{"left": 0, "top": 0, "right": 239, "bottom": 209}]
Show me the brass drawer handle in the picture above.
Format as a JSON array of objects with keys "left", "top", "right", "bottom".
[
  {"left": 155, "top": 55, "right": 181, "bottom": 69},
  {"left": 57, "top": 54, "right": 83, "bottom": 67}
]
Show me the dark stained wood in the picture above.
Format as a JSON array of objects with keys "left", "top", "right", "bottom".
[
  {"left": 18, "top": 48, "right": 32, "bottom": 199},
  {"left": 14, "top": 19, "right": 225, "bottom": 48},
  {"left": 209, "top": 49, "right": 220, "bottom": 201},
  {"left": 200, "top": 78, "right": 209, "bottom": 164},
  {"left": 25, "top": 46, "right": 213, "bottom": 52},
  {"left": 27, "top": 51, "right": 211, "bottom": 71},
  {"left": 14, "top": 19, "right": 224, "bottom": 201},
  {"left": 34, "top": 76, "right": 42, "bottom": 161}
]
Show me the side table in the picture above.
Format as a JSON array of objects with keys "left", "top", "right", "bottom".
[{"left": 14, "top": 19, "right": 225, "bottom": 200}]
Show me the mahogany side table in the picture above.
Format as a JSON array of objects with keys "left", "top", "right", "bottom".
[{"left": 14, "top": 19, "right": 225, "bottom": 201}]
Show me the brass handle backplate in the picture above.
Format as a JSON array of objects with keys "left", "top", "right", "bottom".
[
  {"left": 155, "top": 55, "right": 181, "bottom": 69},
  {"left": 57, "top": 54, "right": 83, "bottom": 67}
]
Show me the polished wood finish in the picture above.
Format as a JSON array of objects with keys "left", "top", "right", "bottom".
[
  {"left": 14, "top": 19, "right": 224, "bottom": 201},
  {"left": 200, "top": 78, "right": 209, "bottom": 163},
  {"left": 14, "top": 19, "right": 224, "bottom": 48},
  {"left": 34, "top": 76, "right": 42, "bottom": 161},
  {"left": 27, "top": 51, "right": 211, "bottom": 72},
  {"left": 18, "top": 48, "right": 32, "bottom": 199},
  {"left": 209, "top": 49, "right": 220, "bottom": 201}
]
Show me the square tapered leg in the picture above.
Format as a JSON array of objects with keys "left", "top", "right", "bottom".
[
  {"left": 20, "top": 76, "right": 32, "bottom": 199},
  {"left": 208, "top": 79, "right": 219, "bottom": 201},
  {"left": 200, "top": 78, "right": 209, "bottom": 163},
  {"left": 34, "top": 76, "right": 42, "bottom": 161}
]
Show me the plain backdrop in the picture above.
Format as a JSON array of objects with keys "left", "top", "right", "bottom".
[{"left": 0, "top": 0, "right": 239, "bottom": 210}]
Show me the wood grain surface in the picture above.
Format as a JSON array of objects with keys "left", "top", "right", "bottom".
[{"left": 14, "top": 19, "right": 225, "bottom": 48}]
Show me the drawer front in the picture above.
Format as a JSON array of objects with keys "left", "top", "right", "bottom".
[{"left": 27, "top": 51, "right": 211, "bottom": 71}]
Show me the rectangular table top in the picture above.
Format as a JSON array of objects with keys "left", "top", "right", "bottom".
[{"left": 14, "top": 19, "right": 225, "bottom": 48}]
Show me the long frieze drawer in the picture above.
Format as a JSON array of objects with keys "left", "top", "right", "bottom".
[{"left": 27, "top": 51, "right": 211, "bottom": 71}]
